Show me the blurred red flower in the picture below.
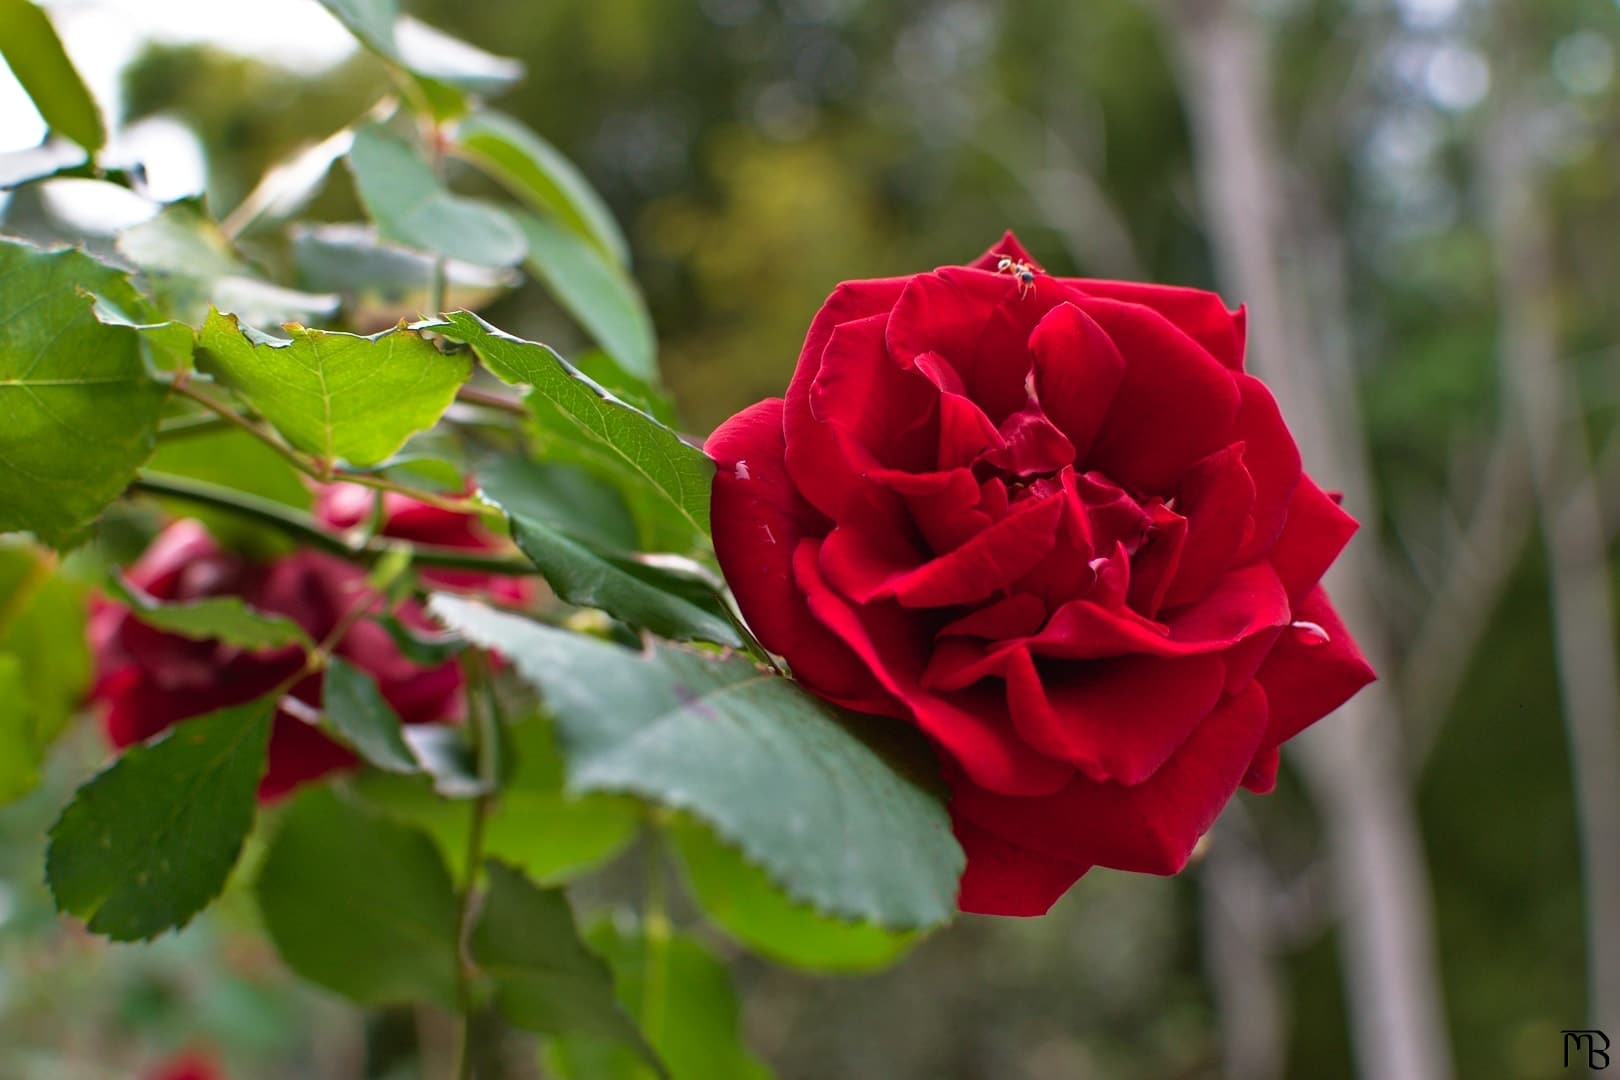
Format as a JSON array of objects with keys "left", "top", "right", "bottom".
[{"left": 90, "top": 485, "right": 529, "bottom": 799}]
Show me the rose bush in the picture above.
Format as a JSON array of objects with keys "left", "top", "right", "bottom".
[
  {"left": 90, "top": 486, "right": 527, "bottom": 799},
  {"left": 708, "top": 233, "right": 1375, "bottom": 916}
]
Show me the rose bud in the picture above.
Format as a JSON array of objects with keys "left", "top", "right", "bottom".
[
  {"left": 707, "top": 232, "right": 1374, "bottom": 916},
  {"left": 91, "top": 485, "right": 528, "bottom": 800}
]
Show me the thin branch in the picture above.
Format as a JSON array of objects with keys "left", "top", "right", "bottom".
[
  {"left": 128, "top": 471, "right": 536, "bottom": 577},
  {"left": 455, "top": 384, "right": 529, "bottom": 417}
]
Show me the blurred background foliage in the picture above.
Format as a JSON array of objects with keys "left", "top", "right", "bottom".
[{"left": 2, "top": 0, "right": 1616, "bottom": 1077}]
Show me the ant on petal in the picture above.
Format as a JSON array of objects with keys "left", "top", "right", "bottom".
[{"left": 994, "top": 253, "right": 1038, "bottom": 299}]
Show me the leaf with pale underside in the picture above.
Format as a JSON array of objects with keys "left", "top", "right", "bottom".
[
  {"left": 197, "top": 307, "right": 471, "bottom": 469},
  {"left": 429, "top": 596, "right": 964, "bottom": 930},
  {"left": 348, "top": 124, "right": 525, "bottom": 269},
  {"left": 517, "top": 212, "right": 657, "bottom": 382},
  {"left": 454, "top": 111, "right": 629, "bottom": 266}
]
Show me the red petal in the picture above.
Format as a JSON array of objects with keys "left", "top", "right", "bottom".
[
  {"left": 260, "top": 716, "right": 357, "bottom": 801},
  {"left": 1268, "top": 476, "right": 1359, "bottom": 604},
  {"left": 1163, "top": 443, "right": 1257, "bottom": 609},
  {"left": 821, "top": 492, "right": 1064, "bottom": 608},
  {"left": 707, "top": 399, "right": 894, "bottom": 711},
  {"left": 1231, "top": 375, "right": 1303, "bottom": 563},
  {"left": 1082, "top": 297, "right": 1242, "bottom": 494},
  {"left": 951, "top": 682, "right": 1269, "bottom": 873},
  {"left": 1069, "top": 278, "right": 1246, "bottom": 370},
  {"left": 1004, "top": 649, "right": 1227, "bottom": 784},
  {"left": 1253, "top": 587, "right": 1375, "bottom": 747},
  {"left": 1027, "top": 301, "right": 1126, "bottom": 458},
  {"left": 955, "top": 817, "right": 1090, "bottom": 917},
  {"left": 782, "top": 278, "right": 910, "bottom": 519},
  {"left": 969, "top": 231, "right": 1040, "bottom": 271},
  {"left": 794, "top": 541, "right": 1073, "bottom": 796}
]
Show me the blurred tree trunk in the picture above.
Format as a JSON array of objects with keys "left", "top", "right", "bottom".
[
  {"left": 1483, "top": 94, "right": 1620, "bottom": 1035},
  {"left": 1148, "top": 2, "right": 1455, "bottom": 1078}
]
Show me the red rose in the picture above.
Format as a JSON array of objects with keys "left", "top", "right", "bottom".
[
  {"left": 145, "top": 1049, "right": 226, "bottom": 1080},
  {"left": 92, "top": 488, "right": 528, "bottom": 800},
  {"left": 707, "top": 233, "right": 1374, "bottom": 916}
]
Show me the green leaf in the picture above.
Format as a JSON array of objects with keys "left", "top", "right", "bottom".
[
  {"left": 87, "top": 291, "right": 195, "bottom": 373},
  {"left": 476, "top": 453, "right": 637, "bottom": 552},
  {"left": 0, "top": 0, "right": 104, "bottom": 153},
  {"left": 0, "top": 538, "right": 89, "bottom": 767},
  {"left": 46, "top": 700, "right": 272, "bottom": 940},
  {"left": 472, "top": 861, "right": 665, "bottom": 1075},
  {"left": 313, "top": 2, "right": 521, "bottom": 120},
  {"left": 670, "top": 817, "right": 918, "bottom": 972},
  {"left": 518, "top": 212, "right": 657, "bottom": 382},
  {"left": 0, "top": 657, "right": 39, "bottom": 802},
  {"left": 197, "top": 307, "right": 471, "bottom": 469},
  {"left": 314, "top": 0, "right": 397, "bottom": 54},
  {"left": 322, "top": 658, "right": 420, "bottom": 774},
  {"left": 347, "top": 124, "right": 525, "bottom": 269},
  {"left": 117, "top": 201, "right": 339, "bottom": 327},
  {"left": 0, "top": 240, "right": 169, "bottom": 545},
  {"left": 107, "top": 573, "right": 314, "bottom": 651},
  {"left": 478, "top": 460, "right": 738, "bottom": 646},
  {"left": 573, "top": 349, "right": 679, "bottom": 427},
  {"left": 356, "top": 712, "right": 636, "bottom": 884},
  {"left": 434, "top": 312, "right": 711, "bottom": 544},
  {"left": 546, "top": 921, "right": 771, "bottom": 1080},
  {"left": 394, "top": 16, "right": 523, "bottom": 97},
  {"left": 291, "top": 223, "right": 515, "bottom": 332},
  {"left": 428, "top": 597, "right": 964, "bottom": 930},
  {"left": 256, "top": 787, "right": 460, "bottom": 1007},
  {"left": 374, "top": 612, "right": 466, "bottom": 665},
  {"left": 454, "top": 111, "right": 629, "bottom": 266}
]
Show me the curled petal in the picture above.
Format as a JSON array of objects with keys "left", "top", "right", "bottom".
[
  {"left": 952, "top": 682, "right": 1269, "bottom": 874},
  {"left": 955, "top": 817, "right": 1090, "bottom": 917},
  {"left": 707, "top": 399, "right": 894, "bottom": 712}
]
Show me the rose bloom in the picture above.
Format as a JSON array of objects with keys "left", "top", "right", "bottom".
[
  {"left": 708, "top": 234, "right": 1374, "bottom": 916},
  {"left": 91, "top": 484, "right": 528, "bottom": 800}
]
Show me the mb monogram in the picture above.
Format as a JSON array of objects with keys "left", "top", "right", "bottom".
[{"left": 1565, "top": 1030, "right": 1612, "bottom": 1070}]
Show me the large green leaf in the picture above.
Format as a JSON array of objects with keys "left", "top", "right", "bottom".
[
  {"left": 0, "top": 0, "right": 104, "bottom": 153},
  {"left": 46, "top": 700, "right": 272, "bottom": 940},
  {"left": 454, "top": 111, "right": 629, "bottom": 266},
  {"left": 546, "top": 921, "right": 771, "bottom": 1080},
  {"left": 256, "top": 787, "right": 460, "bottom": 1007},
  {"left": 518, "top": 212, "right": 657, "bottom": 382},
  {"left": 478, "top": 459, "right": 738, "bottom": 646},
  {"left": 670, "top": 817, "right": 918, "bottom": 972},
  {"left": 107, "top": 573, "right": 314, "bottom": 652},
  {"left": 355, "top": 711, "right": 637, "bottom": 884},
  {"left": 347, "top": 124, "right": 525, "bottom": 269},
  {"left": 429, "top": 596, "right": 963, "bottom": 930},
  {"left": 0, "top": 241, "right": 169, "bottom": 545},
  {"left": 472, "top": 861, "right": 664, "bottom": 1075},
  {"left": 197, "top": 307, "right": 471, "bottom": 469},
  {"left": 434, "top": 312, "right": 711, "bottom": 544},
  {"left": 0, "top": 538, "right": 89, "bottom": 775}
]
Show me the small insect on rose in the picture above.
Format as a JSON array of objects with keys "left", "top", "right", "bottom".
[{"left": 994, "top": 253, "right": 1038, "bottom": 299}]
